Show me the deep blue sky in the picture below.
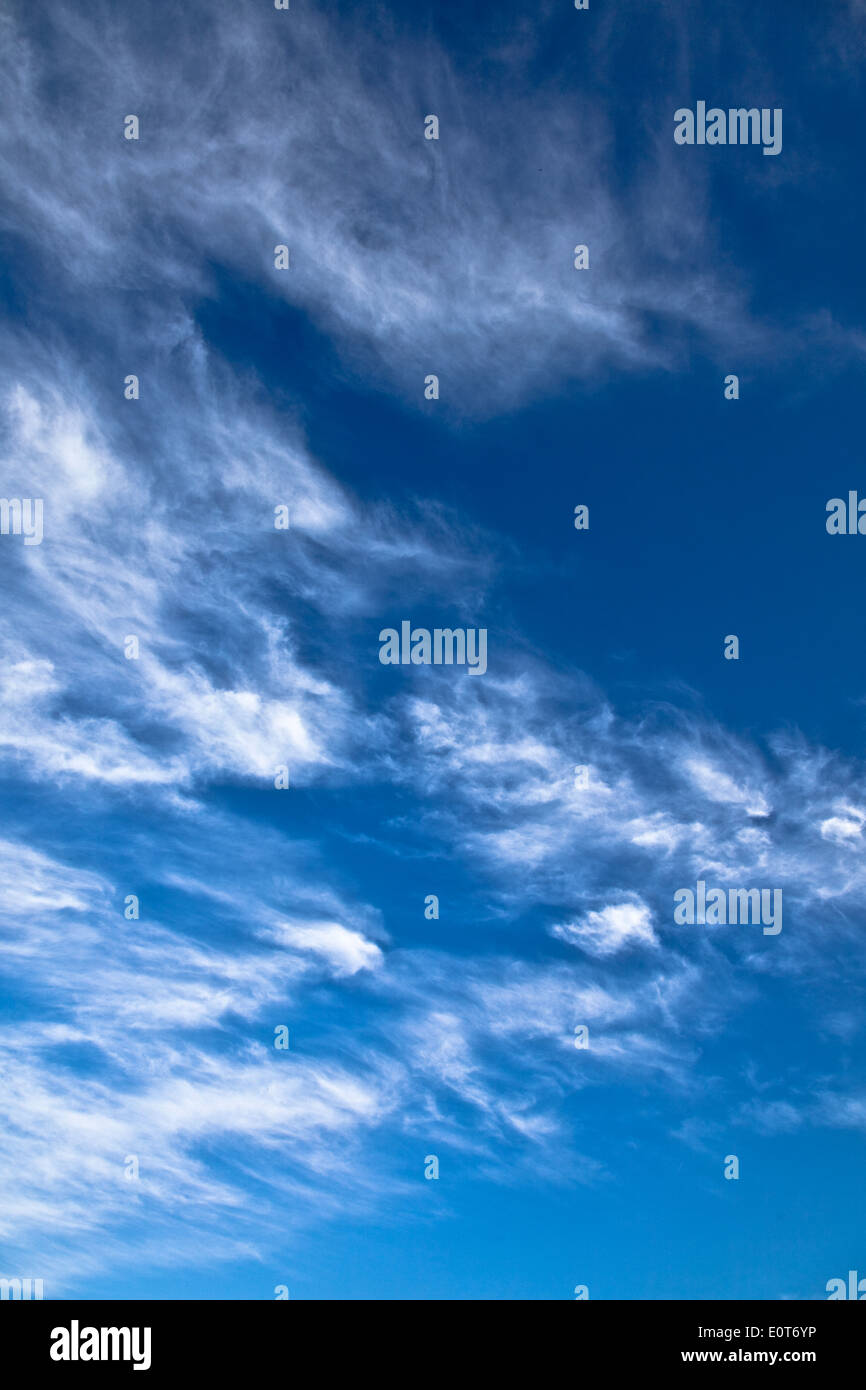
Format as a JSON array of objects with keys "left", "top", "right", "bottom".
[{"left": 0, "top": 0, "right": 865, "bottom": 1299}]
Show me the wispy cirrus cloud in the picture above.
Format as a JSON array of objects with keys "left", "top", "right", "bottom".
[
  {"left": 1, "top": 0, "right": 865, "bottom": 1300},
  {"left": 0, "top": 0, "right": 765, "bottom": 416}
]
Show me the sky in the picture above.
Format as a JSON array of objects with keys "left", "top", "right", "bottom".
[{"left": 0, "top": 0, "right": 865, "bottom": 1301}]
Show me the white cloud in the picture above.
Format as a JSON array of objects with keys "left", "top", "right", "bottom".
[
  {"left": 275, "top": 921, "right": 383, "bottom": 976},
  {"left": 684, "top": 757, "right": 771, "bottom": 818},
  {"left": 552, "top": 901, "right": 658, "bottom": 957},
  {"left": 820, "top": 806, "right": 865, "bottom": 844},
  {"left": 0, "top": 0, "right": 865, "bottom": 1294},
  {"left": 0, "top": 1, "right": 760, "bottom": 416}
]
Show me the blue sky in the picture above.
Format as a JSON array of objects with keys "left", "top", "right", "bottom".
[{"left": 1, "top": 0, "right": 865, "bottom": 1300}]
